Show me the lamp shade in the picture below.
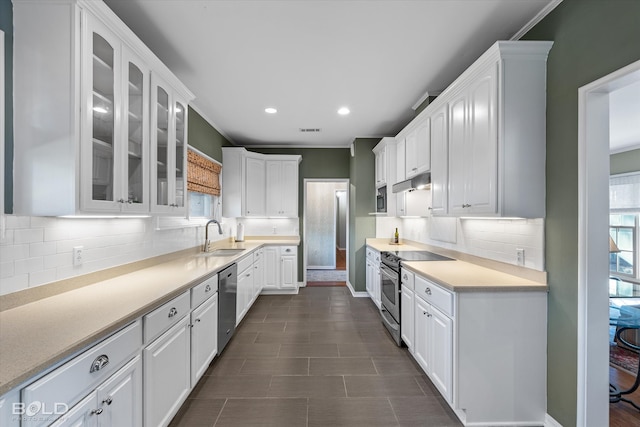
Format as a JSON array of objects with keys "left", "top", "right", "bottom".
[{"left": 610, "top": 236, "right": 621, "bottom": 253}]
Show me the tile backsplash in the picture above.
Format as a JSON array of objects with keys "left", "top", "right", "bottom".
[
  {"left": 376, "top": 216, "right": 545, "bottom": 271},
  {"left": 0, "top": 215, "right": 235, "bottom": 296}
]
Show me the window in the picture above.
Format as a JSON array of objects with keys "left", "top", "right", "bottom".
[
  {"left": 610, "top": 214, "right": 638, "bottom": 278},
  {"left": 187, "top": 149, "right": 221, "bottom": 220}
]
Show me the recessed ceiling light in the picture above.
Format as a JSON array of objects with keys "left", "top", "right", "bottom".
[
  {"left": 338, "top": 107, "right": 350, "bottom": 115},
  {"left": 265, "top": 107, "right": 277, "bottom": 114}
]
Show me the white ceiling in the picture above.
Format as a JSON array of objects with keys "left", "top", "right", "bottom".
[{"left": 104, "top": 0, "right": 557, "bottom": 148}]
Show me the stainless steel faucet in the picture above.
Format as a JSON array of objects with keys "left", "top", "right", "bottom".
[{"left": 203, "top": 219, "right": 223, "bottom": 252}]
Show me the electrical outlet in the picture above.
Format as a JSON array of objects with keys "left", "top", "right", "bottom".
[
  {"left": 73, "top": 246, "right": 83, "bottom": 266},
  {"left": 516, "top": 248, "right": 525, "bottom": 266}
]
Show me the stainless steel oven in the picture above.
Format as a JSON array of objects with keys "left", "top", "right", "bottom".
[
  {"left": 379, "top": 250, "right": 454, "bottom": 346},
  {"left": 380, "top": 261, "right": 401, "bottom": 345}
]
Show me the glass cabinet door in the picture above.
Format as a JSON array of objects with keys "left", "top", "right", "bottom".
[
  {"left": 174, "top": 101, "right": 186, "bottom": 208},
  {"left": 91, "top": 32, "right": 116, "bottom": 202},
  {"left": 155, "top": 86, "right": 170, "bottom": 208},
  {"left": 123, "top": 51, "right": 149, "bottom": 212}
]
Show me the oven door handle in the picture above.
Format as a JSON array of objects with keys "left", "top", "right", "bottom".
[{"left": 380, "top": 307, "right": 400, "bottom": 332}]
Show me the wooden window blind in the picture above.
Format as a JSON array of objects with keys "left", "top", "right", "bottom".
[{"left": 187, "top": 150, "right": 221, "bottom": 196}]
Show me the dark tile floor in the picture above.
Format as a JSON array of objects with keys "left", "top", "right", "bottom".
[{"left": 169, "top": 286, "right": 462, "bottom": 427}]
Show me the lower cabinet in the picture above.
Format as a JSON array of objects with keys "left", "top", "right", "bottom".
[
  {"left": 253, "top": 248, "right": 264, "bottom": 298},
  {"left": 405, "top": 268, "right": 547, "bottom": 425},
  {"left": 143, "top": 316, "right": 191, "bottom": 427},
  {"left": 263, "top": 246, "right": 298, "bottom": 292},
  {"left": 51, "top": 356, "right": 142, "bottom": 427},
  {"left": 190, "top": 294, "right": 218, "bottom": 386},
  {"left": 414, "top": 295, "right": 452, "bottom": 402},
  {"left": 400, "top": 284, "right": 414, "bottom": 353},
  {"left": 365, "top": 247, "right": 381, "bottom": 308}
]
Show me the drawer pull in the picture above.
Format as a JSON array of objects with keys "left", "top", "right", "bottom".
[
  {"left": 91, "top": 408, "right": 103, "bottom": 415},
  {"left": 205, "top": 284, "right": 212, "bottom": 293},
  {"left": 89, "top": 355, "right": 109, "bottom": 373},
  {"left": 425, "top": 288, "right": 432, "bottom": 295},
  {"left": 102, "top": 397, "right": 113, "bottom": 406},
  {"left": 285, "top": 248, "right": 291, "bottom": 253},
  {"left": 168, "top": 307, "right": 178, "bottom": 318}
]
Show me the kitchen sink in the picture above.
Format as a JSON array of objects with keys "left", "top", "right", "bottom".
[{"left": 203, "top": 248, "right": 246, "bottom": 257}]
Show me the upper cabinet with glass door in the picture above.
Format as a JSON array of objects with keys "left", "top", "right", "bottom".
[
  {"left": 81, "top": 14, "right": 151, "bottom": 214},
  {"left": 12, "top": 0, "right": 193, "bottom": 216},
  {"left": 150, "top": 74, "right": 189, "bottom": 215}
]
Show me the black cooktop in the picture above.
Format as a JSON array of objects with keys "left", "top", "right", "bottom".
[{"left": 382, "top": 250, "right": 453, "bottom": 262}]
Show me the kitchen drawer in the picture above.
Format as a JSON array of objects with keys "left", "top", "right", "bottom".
[
  {"left": 401, "top": 269, "right": 415, "bottom": 291},
  {"left": 366, "top": 247, "right": 380, "bottom": 264},
  {"left": 414, "top": 275, "right": 454, "bottom": 318},
  {"left": 191, "top": 274, "right": 218, "bottom": 309},
  {"left": 144, "top": 291, "right": 190, "bottom": 344},
  {"left": 22, "top": 320, "right": 142, "bottom": 427},
  {"left": 280, "top": 246, "right": 297, "bottom": 256},
  {"left": 237, "top": 252, "right": 254, "bottom": 274}
]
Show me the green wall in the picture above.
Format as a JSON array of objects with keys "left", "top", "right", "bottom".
[
  {"left": 611, "top": 148, "right": 640, "bottom": 175},
  {"left": 522, "top": 0, "right": 640, "bottom": 425},
  {"left": 348, "top": 138, "right": 378, "bottom": 292},
  {"left": 2, "top": 0, "right": 12, "bottom": 213},
  {"left": 187, "top": 107, "right": 230, "bottom": 162},
  {"left": 252, "top": 147, "right": 351, "bottom": 280}
]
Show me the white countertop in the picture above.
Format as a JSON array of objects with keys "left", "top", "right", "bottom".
[
  {"left": 366, "top": 238, "right": 547, "bottom": 292},
  {"left": 0, "top": 237, "right": 299, "bottom": 395}
]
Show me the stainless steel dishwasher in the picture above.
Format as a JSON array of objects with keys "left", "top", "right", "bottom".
[{"left": 217, "top": 263, "right": 237, "bottom": 353}]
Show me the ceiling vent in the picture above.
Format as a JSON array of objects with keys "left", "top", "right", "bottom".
[{"left": 299, "top": 128, "right": 321, "bottom": 133}]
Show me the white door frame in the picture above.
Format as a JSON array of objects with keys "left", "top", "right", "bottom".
[
  {"left": 577, "top": 58, "right": 640, "bottom": 426},
  {"left": 302, "top": 179, "right": 349, "bottom": 285}
]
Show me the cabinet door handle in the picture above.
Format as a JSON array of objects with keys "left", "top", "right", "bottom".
[
  {"left": 425, "top": 288, "right": 432, "bottom": 295},
  {"left": 168, "top": 307, "right": 178, "bottom": 318},
  {"left": 195, "top": 318, "right": 201, "bottom": 323},
  {"left": 462, "top": 203, "right": 471, "bottom": 208},
  {"left": 205, "top": 284, "right": 212, "bottom": 293},
  {"left": 91, "top": 408, "right": 103, "bottom": 416},
  {"left": 89, "top": 355, "right": 109, "bottom": 373},
  {"left": 102, "top": 397, "right": 113, "bottom": 406}
]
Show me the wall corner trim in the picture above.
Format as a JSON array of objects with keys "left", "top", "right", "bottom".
[{"left": 346, "top": 281, "right": 369, "bottom": 298}]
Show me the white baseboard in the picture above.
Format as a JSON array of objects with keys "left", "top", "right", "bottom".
[
  {"left": 346, "top": 280, "right": 368, "bottom": 298},
  {"left": 544, "top": 414, "right": 563, "bottom": 427}
]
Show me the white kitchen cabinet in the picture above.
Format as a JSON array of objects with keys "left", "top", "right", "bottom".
[
  {"left": 45, "top": 356, "right": 141, "bottom": 427},
  {"left": 373, "top": 144, "right": 387, "bottom": 187},
  {"left": 430, "top": 105, "right": 448, "bottom": 215},
  {"left": 448, "top": 62, "right": 497, "bottom": 216},
  {"left": 190, "top": 293, "right": 218, "bottom": 386},
  {"left": 253, "top": 248, "right": 265, "bottom": 299},
  {"left": 13, "top": 0, "right": 193, "bottom": 216},
  {"left": 150, "top": 75, "right": 189, "bottom": 215},
  {"left": 444, "top": 41, "right": 552, "bottom": 217},
  {"left": 245, "top": 156, "right": 266, "bottom": 216},
  {"left": 262, "top": 246, "right": 299, "bottom": 292},
  {"left": 400, "top": 269, "right": 415, "bottom": 352},
  {"left": 236, "top": 253, "right": 255, "bottom": 324},
  {"left": 404, "top": 268, "right": 547, "bottom": 425},
  {"left": 395, "top": 137, "right": 406, "bottom": 182},
  {"left": 222, "top": 148, "right": 301, "bottom": 218},
  {"left": 266, "top": 160, "right": 299, "bottom": 217},
  {"left": 405, "top": 118, "right": 430, "bottom": 178},
  {"left": 365, "top": 247, "right": 381, "bottom": 308},
  {"left": 400, "top": 285, "right": 414, "bottom": 352},
  {"left": 413, "top": 276, "right": 453, "bottom": 403},
  {"left": 143, "top": 316, "right": 191, "bottom": 427}
]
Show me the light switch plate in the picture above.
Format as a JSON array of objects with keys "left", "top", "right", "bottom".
[{"left": 516, "top": 248, "right": 525, "bottom": 266}]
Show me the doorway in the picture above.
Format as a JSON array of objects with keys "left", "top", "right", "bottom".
[
  {"left": 303, "top": 180, "right": 349, "bottom": 286},
  {"left": 578, "top": 59, "right": 640, "bottom": 426}
]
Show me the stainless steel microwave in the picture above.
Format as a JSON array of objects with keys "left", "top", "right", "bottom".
[{"left": 376, "top": 186, "right": 387, "bottom": 213}]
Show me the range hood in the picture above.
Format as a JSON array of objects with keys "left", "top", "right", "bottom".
[{"left": 392, "top": 172, "right": 431, "bottom": 193}]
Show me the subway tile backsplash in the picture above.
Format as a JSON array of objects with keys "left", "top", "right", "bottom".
[
  {"left": 376, "top": 216, "right": 545, "bottom": 271},
  {"left": 0, "top": 215, "right": 234, "bottom": 296}
]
